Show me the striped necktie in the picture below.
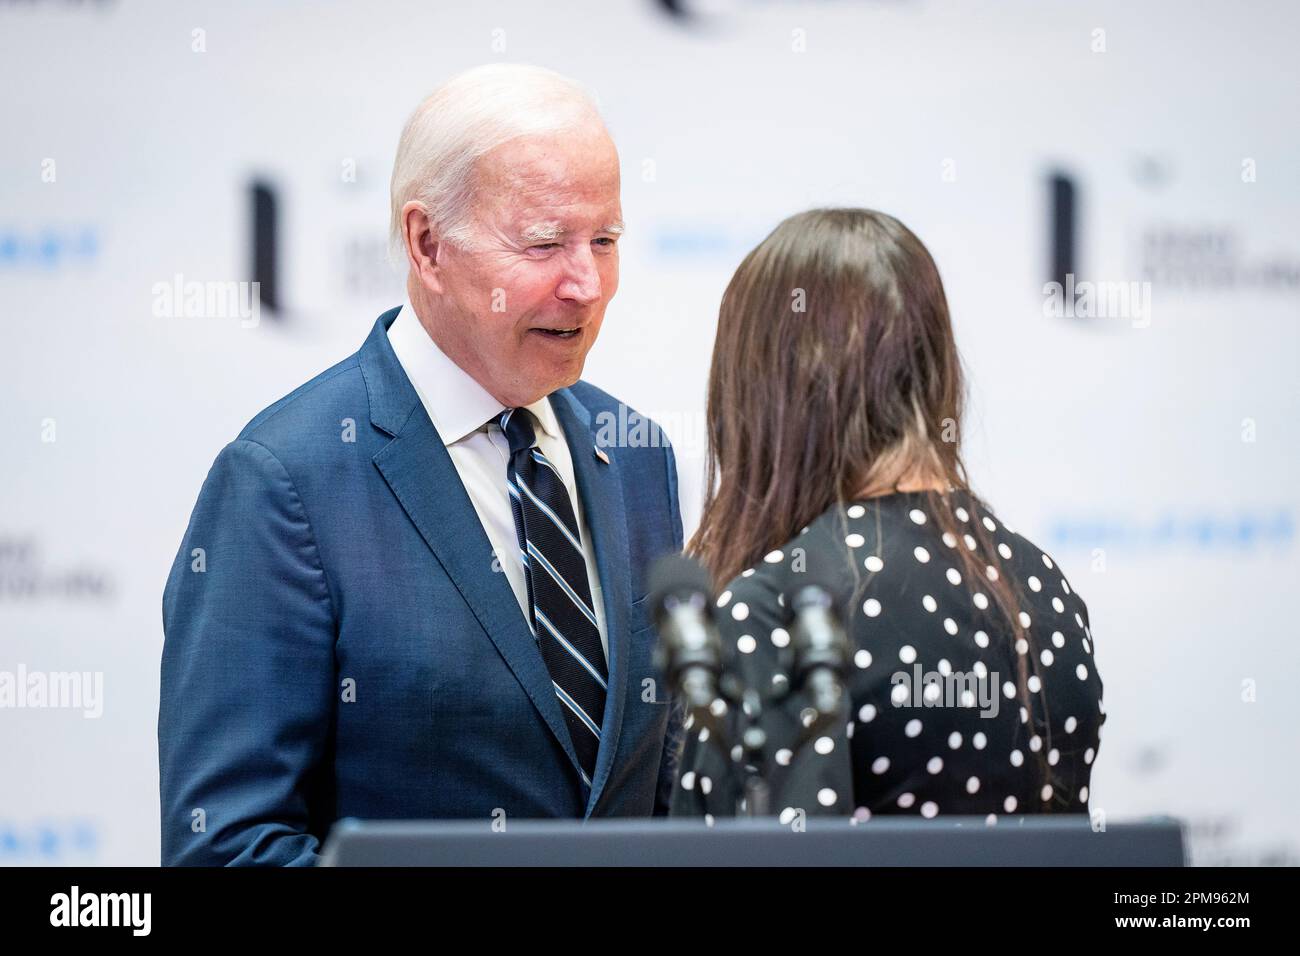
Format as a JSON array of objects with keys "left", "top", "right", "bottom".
[{"left": 499, "top": 407, "right": 607, "bottom": 787}]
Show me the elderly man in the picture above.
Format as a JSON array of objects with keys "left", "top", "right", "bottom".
[{"left": 158, "top": 64, "right": 685, "bottom": 866}]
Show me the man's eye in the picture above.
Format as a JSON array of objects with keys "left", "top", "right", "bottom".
[
  {"left": 530, "top": 243, "right": 560, "bottom": 251},
  {"left": 593, "top": 237, "right": 616, "bottom": 247}
]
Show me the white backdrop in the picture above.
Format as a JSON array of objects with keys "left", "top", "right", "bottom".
[{"left": 1, "top": 0, "right": 1296, "bottom": 865}]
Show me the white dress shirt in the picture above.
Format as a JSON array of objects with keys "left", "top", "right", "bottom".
[{"left": 386, "top": 298, "right": 609, "bottom": 662}]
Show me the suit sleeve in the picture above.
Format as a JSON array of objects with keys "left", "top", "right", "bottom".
[
  {"left": 159, "top": 439, "right": 337, "bottom": 866},
  {"left": 653, "top": 438, "right": 687, "bottom": 815}
]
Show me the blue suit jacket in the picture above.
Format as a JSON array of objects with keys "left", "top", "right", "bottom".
[{"left": 159, "top": 307, "right": 685, "bottom": 866}]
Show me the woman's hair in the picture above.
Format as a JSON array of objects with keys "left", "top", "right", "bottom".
[{"left": 690, "top": 207, "right": 1058, "bottom": 801}]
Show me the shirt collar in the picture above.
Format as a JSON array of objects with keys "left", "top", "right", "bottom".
[{"left": 386, "top": 296, "right": 563, "bottom": 447}]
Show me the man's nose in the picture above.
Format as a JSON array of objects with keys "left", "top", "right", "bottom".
[{"left": 556, "top": 246, "right": 603, "bottom": 305}]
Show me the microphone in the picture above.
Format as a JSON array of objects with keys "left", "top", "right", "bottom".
[
  {"left": 648, "top": 553, "right": 724, "bottom": 716},
  {"left": 785, "top": 557, "right": 852, "bottom": 720}
]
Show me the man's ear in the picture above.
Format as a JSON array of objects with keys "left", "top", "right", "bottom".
[{"left": 402, "top": 201, "right": 445, "bottom": 295}]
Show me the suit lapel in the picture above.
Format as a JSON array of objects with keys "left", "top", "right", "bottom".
[
  {"left": 550, "top": 390, "right": 634, "bottom": 816},
  {"left": 358, "top": 311, "right": 584, "bottom": 782}
]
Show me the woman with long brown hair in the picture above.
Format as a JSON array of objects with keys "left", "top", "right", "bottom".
[{"left": 672, "top": 208, "right": 1105, "bottom": 822}]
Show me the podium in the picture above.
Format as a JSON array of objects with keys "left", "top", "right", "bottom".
[{"left": 318, "top": 816, "right": 1185, "bottom": 866}]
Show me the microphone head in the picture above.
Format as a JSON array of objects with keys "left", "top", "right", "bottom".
[
  {"left": 778, "top": 539, "right": 855, "bottom": 618},
  {"left": 647, "top": 552, "right": 713, "bottom": 620}
]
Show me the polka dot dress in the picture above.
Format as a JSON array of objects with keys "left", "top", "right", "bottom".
[{"left": 670, "top": 490, "right": 1105, "bottom": 823}]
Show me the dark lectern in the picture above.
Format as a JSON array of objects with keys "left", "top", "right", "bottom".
[{"left": 318, "top": 816, "right": 1185, "bottom": 866}]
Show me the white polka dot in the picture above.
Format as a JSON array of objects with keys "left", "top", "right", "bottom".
[
  {"left": 927, "top": 756, "right": 943, "bottom": 774},
  {"left": 1002, "top": 681, "right": 1015, "bottom": 699},
  {"left": 779, "top": 807, "right": 798, "bottom": 824},
  {"left": 845, "top": 722, "right": 854, "bottom": 739},
  {"left": 973, "top": 661, "right": 988, "bottom": 679},
  {"left": 736, "top": 635, "right": 757, "bottom": 654},
  {"left": 948, "top": 731, "right": 962, "bottom": 749},
  {"left": 1004, "top": 795, "right": 1017, "bottom": 813},
  {"left": 974, "top": 630, "right": 989, "bottom": 648},
  {"left": 904, "top": 719, "right": 922, "bottom": 738},
  {"left": 922, "top": 594, "right": 937, "bottom": 613},
  {"left": 920, "top": 801, "right": 939, "bottom": 818},
  {"left": 764, "top": 549, "right": 784, "bottom": 564},
  {"left": 1052, "top": 597, "right": 1065, "bottom": 613},
  {"left": 817, "top": 788, "right": 837, "bottom": 807},
  {"left": 1075, "top": 612, "right": 1084, "bottom": 627},
  {"left": 858, "top": 703, "right": 877, "bottom": 723},
  {"left": 1062, "top": 579, "right": 1072, "bottom": 595},
  {"left": 863, "top": 598, "right": 882, "bottom": 618},
  {"left": 943, "top": 618, "right": 958, "bottom": 636},
  {"left": 1040, "top": 649, "right": 1054, "bottom": 666},
  {"left": 814, "top": 736, "right": 834, "bottom": 755},
  {"left": 1015, "top": 638, "right": 1028, "bottom": 655},
  {"left": 845, "top": 533, "right": 865, "bottom": 548},
  {"left": 1064, "top": 716, "right": 1077, "bottom": 733},
  {"left": 960, "top": 690, "right": 975, "bottom": 707},
  {"left": 973, "top": 732, "right": 987, "bottom": 749},
  {"left": 986, "top": 565, "right": 999, "bottom": 581},
  {"left": 731, "top": 602, "right": 749, "bottom": 621},
  {"left": 1019, "top": 706, "right": 1029, "bottom": 723},
  {"left": 982, "top": 516, "right": 997, "bottom": 532},
  {"left": 1027, "top": 675, "right": 1042, "bottom": 693},
  {"left": 955, "top": 507, "right": 969, "bottom": 522},
  {"left": 942, "top": 532, "right": 957, "bottom": 548},
  {"left": 998, "top": 542, "right": 1013, "bottom": 560},
  {"left": 871, "top": 756, "right": 890, "bottom": 774},
  {"left": 1018, "top": 611, "right": 1031, "bottom": 628},
  {"left": 897, "top": 793, "right": 915, "bottom": 809},
  {"left": 899, "top": 645, "right": 917, "bottom": 664},
  {"left": 923, "top": 682, "right": 941, "bottom": 704},
  {"left": 909, "top": 508, "right": 927, "bottom": 525},
  {"left": 853, "top": 806, "right": 871, "bottom": 822},
  {"left": 973, "top": 592, "right": 988, "bottom": 610},
  {"left": 946, "top": 567, "right": 962, "bottom": 586},
  {"left": 1048, "top": 748, "right": 1059, "bottom": 766},
  {"left": 775, "top": 748, "right": 793, "bottom": 766},
  {"left": 771, "top": 627, "right": 790, "bottom": 647},
  {"left": 1040, "top": 784, "right": 1053, "bottom": 802},
  {"left": 1080, "top": 786, "right": 1089, "bottom": 802},
  {"left": 716, "top": 590, "right": 732, "bottom": 607},
  {"left": 966, "top": 776, "right": 980, "bottom": 794},
  {"left": 865, "top": 555, "right": 884, "bottom": 572},
  {"left": 1076, "top": 664, "right": 1089, "bottom": 681},
  {"left": 1082, "top": 638, "right": 1091, "bottom": 654},
  {"left": 1052, "top": 631, "right": 1065, "bottom": 648},
  {"left": 937, "top": 658, "right": 952, "bottom": 676},
  {"left": 1084, "top": 747, "right": 1095, "bottom": 764},
  {"left": 985, "top": 813, "right": 998, "bottom": 826},
  {"left": 913, "top": 546, "right": 930, "bottom": 563},
  {"left": 1029, "top": 734, "right": 1042, "bottom": 752},
  {"left": 704, "top": 814, "right": 714, "bottom": 826},
  {"left": 698, "top": 727, "right": 710, "bottom": 742},
  {"left": 700, "top": 776, "right": 713, "bottom": 795},
  {"left": 680, "top": 771, "right": 696, "bottom": 790},
  {"left": 1010, "top": 749, "right": 1024, "bottom": 767},
  {"left": 1027, "top": 575, "right": 1041, "bottom": 592},
  {"left": 854, "top": 648, "right": 872, "bottom": 669},
  {"left": 891, "top": 683, "right": 910, "bottom": 705},
  {"left": 847, "top": 504, "right": 866, "bottom": 518},
  {"left": 1042, "top": 554, "right": 1054, "bottom": 569},
  {"left": 964, "top": 534, "right": 977, "bottom": 551}
]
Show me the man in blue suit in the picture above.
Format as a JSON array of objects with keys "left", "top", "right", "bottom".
[{"left": 159, "top": 64, "right": 685, "bottom": 865}]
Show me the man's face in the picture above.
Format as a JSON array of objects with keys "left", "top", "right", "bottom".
[{"left": 423, "top": 124, "right": 623, "bottom": 408}]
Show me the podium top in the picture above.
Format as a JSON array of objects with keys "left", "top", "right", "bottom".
[{"left": 318, "top": 815, "right": 1185, "bottom": 867}]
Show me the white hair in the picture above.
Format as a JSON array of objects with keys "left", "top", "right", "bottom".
[{"left": 389, "top": 63, "right": 607, "bottom": 260}]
